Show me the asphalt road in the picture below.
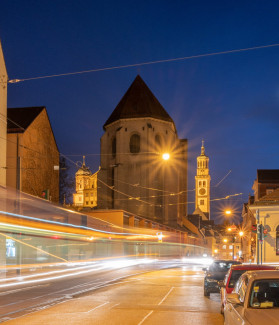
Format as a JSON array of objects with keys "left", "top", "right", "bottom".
[{"left": 1, "top": 264, "right": 224, "bottom": 324}]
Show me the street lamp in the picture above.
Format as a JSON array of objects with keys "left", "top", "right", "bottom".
[
  {"left": 239, "top": 230, "right": 244, "bottom": 260},
  {"left": 162, "top": 153, "right": 170, "bottom": 161},
  {"left": 225, "top": 210, "right": 232, "bottom": 216}
]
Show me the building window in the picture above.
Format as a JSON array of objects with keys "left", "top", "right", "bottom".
[
  {"left": 276, "top": 225, "right": 279, "bottom": 255},
  {"left": 155, "top": 134, "right": 162, "bottom": 149},
  {"left": 203, "top": 181, "right": 206, "bottom": 186},
  {"left": 130, "top": 134, "right": 140, "bottom": 153},
  {"left": 200, "top": 200, "right": 204, "bottom": 205},
  {"left": 112, "top": 137, "right": 116, "bottom": 157},
  {"left": 229, "top": 245, "right": 233, "bottom": 250},
  {"left": 222, "top": 245, "right": 227, "bottom": 249},
  {"left": 91, "top": 201, "right": 93, "bottom": 205}
]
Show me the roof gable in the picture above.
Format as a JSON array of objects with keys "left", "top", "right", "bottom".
[
  {"left": 7, "top": 107, "right": 45, "bottom": 133},
  {"left": 103, "top": 75, "right": 174, "bottom": 129}
]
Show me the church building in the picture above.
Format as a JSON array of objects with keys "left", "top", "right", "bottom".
[
  {"left": 97, "top": 75, "right": 188, "bottom": 227},
  {"left": 194, "top": 141, "right": 211, "bottom": 219},
  {"left": 73, "top": 156, "right": 98, "bottom": 208}
]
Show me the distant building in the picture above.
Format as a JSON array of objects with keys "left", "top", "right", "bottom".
[
  {"left": 73, "top": 156, "right": 98, "bottom": 208},
  {"left": 0, "top": 41, "right": 7, "bottom": 187},
  {"left": 252, "top": 169, "right": 279, "bottom": 201},
  {"left": 194, "top": 141, "right": 211, "bottom": 219},
  {"left": 6, "top": 106, "right": 59, "bottom": 202},
  {"left": 97, "top": 75, "right": 188, "bottom": 227},
  {"left": 242, "top": 169, "right": 279, "bottom": 263}
]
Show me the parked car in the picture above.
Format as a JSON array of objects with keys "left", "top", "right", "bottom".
[
  {"left": 203, "top": 259, "right": 241, "bottom": 296},
  {"left": 224, "top": 270, "right": 279, "bottom": 325},
  {"left": 219, "top": 264, "right": 277, "bottom": 314}
]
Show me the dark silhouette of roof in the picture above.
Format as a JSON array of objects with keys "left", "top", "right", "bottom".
[
  {"left": 7, "top": 107, "right": 45, "bottom": 133},
  {"left": 257, "top": 169, "right": 279, "bottom": 183},
  {"left": 103, "top": 75, "right": 174, "bottom": 129}
]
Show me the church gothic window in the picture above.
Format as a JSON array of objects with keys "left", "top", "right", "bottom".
[
  {"left": 130, "top": 134, "right": 140, "bottom": 153},
  {"left": 112, "top": 137, "right": 116, "bottom": 157},
  {"left": 155, "top": 134, "right": 162, "bottom": 149},
  {"left": 276, "top": 225, "right": 279, "bottom": 255}
]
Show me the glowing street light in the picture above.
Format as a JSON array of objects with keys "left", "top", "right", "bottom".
[
  {"left": 162, "top": 153, "right": 170, "bottom": 161},
  {"left": 225, "top": 210, "right": 232, "bottom": 216},
  {"left": 239, "top": 231, "right": 244, "bottom": 237},
  {"left": 223, "top": 238, "right": 228, "bottom": 243}
]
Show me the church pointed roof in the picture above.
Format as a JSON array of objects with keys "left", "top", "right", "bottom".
[{"left": 103, "top": 75, "right": 174, "bottom": 129}]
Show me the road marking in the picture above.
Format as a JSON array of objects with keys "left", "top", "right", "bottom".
[
  {"left": 158, "top": 286, "right": 174, "bottom": 305},
  {"left": 109, "top": 303, "right": 120, "bottom": 309},
  {"left": 0, "top": 283, "right": 49, "bottom": 296},
  {"left": 85, "top": 301, "right": 109, "bottom": 313},
  {"left": 137, "top": 310, "right": 154, "bottom": 325}
]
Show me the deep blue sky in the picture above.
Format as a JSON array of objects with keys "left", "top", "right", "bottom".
[{"left": 1, "top": 0, "right": 279, "bottom": 222}]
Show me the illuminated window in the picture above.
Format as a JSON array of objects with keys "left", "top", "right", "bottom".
[
  {"left": 130, "top": 134, "right": 140, "bottom": 153},
  {"left": 222, "top": 245, "right": 227, "bottom": 249},
  {"left": 229, "top": 245, "right": 233, "bottom": 250}
]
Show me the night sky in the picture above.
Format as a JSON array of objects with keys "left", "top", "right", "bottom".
[{"left": 1, "top": 1, "right": 279, "bottom": 222}]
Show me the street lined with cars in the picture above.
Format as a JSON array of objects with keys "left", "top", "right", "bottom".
[
  {"left": 224, "top": 270, "right": 279, "bottom": 325},
  {"left": 219, "top": 264, "right": 277, "bottom": 314}
]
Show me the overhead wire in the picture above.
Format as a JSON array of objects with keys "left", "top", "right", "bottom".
[{"left": 6, "top": 42, "right": 279, "bottom": 84}]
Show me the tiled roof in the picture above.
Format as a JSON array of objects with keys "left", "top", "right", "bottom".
[
  {"left": 7, "top": 107, "right": 45, "bottom": 133},
  {"left": 259, "top": 188, "right": 279, "bottom": 202},
  {"left": 103, "top": 75, "right": 174, "bottom": 129},
  {"left": 257, "top": 169, "right": 279, "bottom": 183}
]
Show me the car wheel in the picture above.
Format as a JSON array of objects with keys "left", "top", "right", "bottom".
[{"left": 204, "top": 288, "right": 210, "bottom": 296}]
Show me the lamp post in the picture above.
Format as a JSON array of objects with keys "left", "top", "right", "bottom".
[{"left": 239, "top": 231, "right": 244, "bottom": 261}]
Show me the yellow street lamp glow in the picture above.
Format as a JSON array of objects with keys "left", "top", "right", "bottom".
[
  {"left": 225, "top": 210, "right": 232, "bottom": 215},
  {"left": 239, "top": 231, "right": 244, "bottom": 237},
  {"left": 162, "top": 153, "right": 170, "bottom": 161},
  {"left": 227, "top": 227, "right": 232, "bottom": 232},
  {"left": 214, "top": 249, "right": 218, "bottom": 253},
  {"left": 223, "top": 238, "right": 228, "bottom": 243}
]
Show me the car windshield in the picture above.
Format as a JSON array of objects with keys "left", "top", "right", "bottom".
[
  {"left": 228, "top": 270, "right": 246, "bottom": 288},
  {"left": 209, "top": 262, "right": 233, "bottom": 273},
  {"left": 250, "top": 279, "right": 279, "bottom": 309}
]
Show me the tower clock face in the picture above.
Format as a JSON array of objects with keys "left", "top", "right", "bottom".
[{"left": 199, "top": 188, "right": 206, "bottom": 195}]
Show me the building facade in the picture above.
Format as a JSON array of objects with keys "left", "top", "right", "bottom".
[
  {"left": 97, "top": 75, "right": 188, "bottom": 227},
  {"left": 6, "top": 107, "right": 59, "bottom": 202},
  {"left": 0, "top": 42, "right": 7, "bottom": 187},
  {"left": 242, "top": 170, "right": 279, "bottom": 263},
  {"left": 194, "top": 141, "right": 211, "bottom": 219},
  {"left": 73, "top": 157, "right": 98, "bottom": 208}
]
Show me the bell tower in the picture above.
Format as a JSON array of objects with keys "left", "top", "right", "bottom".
[{"left": 195, "top": 140, "right": 211, "bottom": 219}]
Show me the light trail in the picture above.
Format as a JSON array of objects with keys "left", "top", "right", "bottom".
[
  {"left": 0, "top": 258, "right": 156, "bottom": 289},
  {"left": 0, "top": 210, "right": 155, "bottom": 238}
]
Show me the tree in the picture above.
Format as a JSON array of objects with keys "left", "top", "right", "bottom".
[{"left": 59, "top": 156, "right": 75, "bottom": 205}]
